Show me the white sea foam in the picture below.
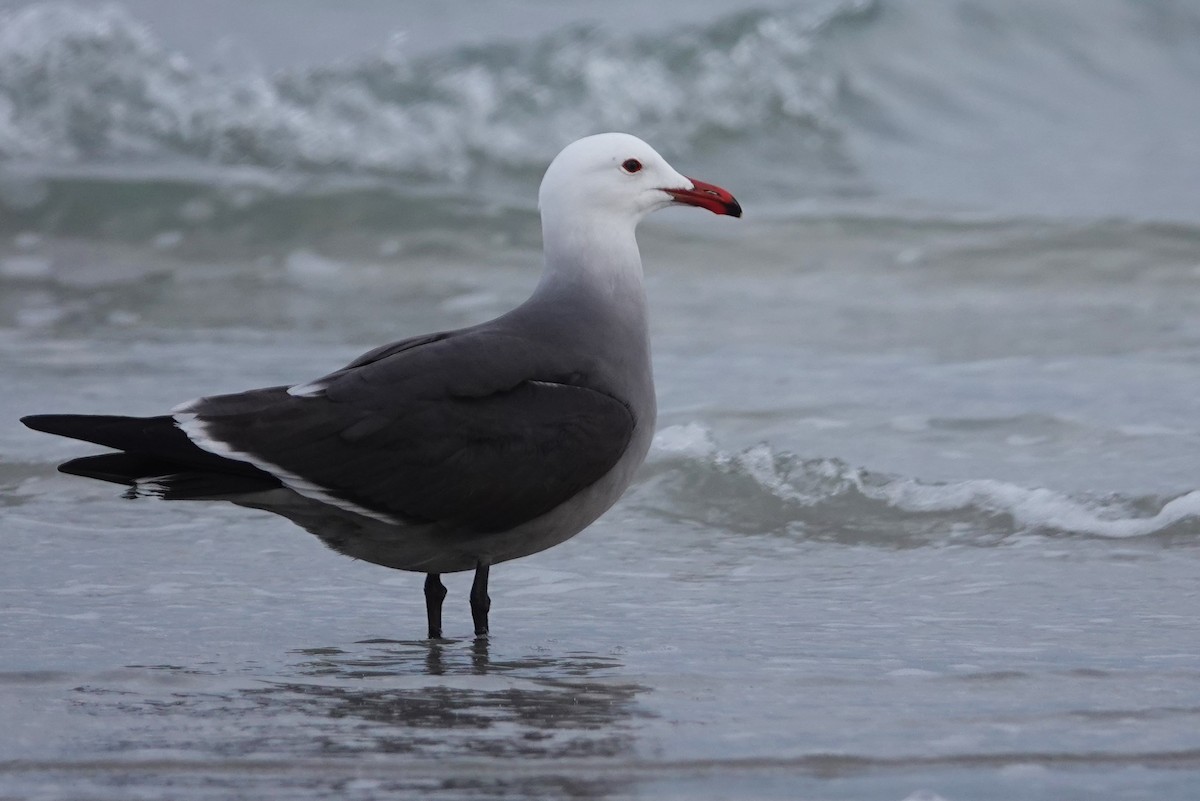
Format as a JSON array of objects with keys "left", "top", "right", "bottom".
[
  {"left": 644, "top": 424, "right": 1200, "bottom": 541},
  {"left": 876, "top": 479, "right": 1200, "bottom": 540},
  {"left": 0, "top": 1, "right": 868, "bottom": 175},
  {"left": 3, "top": 0, "right": 1198, "bottom": 221}
]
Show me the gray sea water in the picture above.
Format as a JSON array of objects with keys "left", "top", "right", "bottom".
[{"left": 3, "top": 1, "right": 1200, "bottom": 799}]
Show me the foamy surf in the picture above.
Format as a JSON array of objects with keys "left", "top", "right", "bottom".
[
  {"left": 3, "top": 0, "right": 1197, "bottom": 220},
  {"left": 0, "top": 1, "right": 866, "bottom": 176},
  {"left": 641, "top": 424, "right": 1200, "bottom": 542}
]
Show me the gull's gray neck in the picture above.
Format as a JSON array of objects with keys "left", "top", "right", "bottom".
[{"left": 502, "top": 206, "right": 653, "bottom": 407}]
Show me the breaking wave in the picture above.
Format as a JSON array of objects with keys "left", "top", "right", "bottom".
[
  {"left": 0, "top": 1, "right": 869, "bottom": 179},
  {"left": 2, "top": 0, "right": 1198, "bottom": 229},
  {"left": 636, "top": 424, "right": 1200, "bottom": 544}
]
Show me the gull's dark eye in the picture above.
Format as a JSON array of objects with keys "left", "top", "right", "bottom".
[{"left": 621, "top": 158, "right": 643, "bottom": 174}]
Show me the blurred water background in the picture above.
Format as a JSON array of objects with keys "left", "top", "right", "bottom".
[{"left": 2, "top": 1, "right": 1200, "bottom": 799}]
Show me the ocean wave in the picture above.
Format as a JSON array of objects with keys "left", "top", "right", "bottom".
[
  {"left": 2, "top": 0, "right": 1198, "bottom": 223},
  {"left": 636, "top": 424, "right": 1200, "bottom": 544},
  {"left": 0, "top": 1, "right": 871, "bottom": 178}
]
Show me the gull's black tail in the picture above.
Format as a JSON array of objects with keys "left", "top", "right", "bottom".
[{"left": 21, "top": 414, "right": 281, "bottom": 497}]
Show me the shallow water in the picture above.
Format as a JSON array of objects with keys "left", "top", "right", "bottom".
[
  {"left": 5, "top": 476, "right": 1200, "bottom": 800},
  {"left": 5, "top": 216, "right": 1200, "bottom": 800},
  {"left": 4, "top": 1, "right": 1200, "bottom": 799}
]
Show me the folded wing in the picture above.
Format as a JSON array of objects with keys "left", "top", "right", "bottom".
[{"left": 177, "top": 331, "right": 636, "bottom": 533}]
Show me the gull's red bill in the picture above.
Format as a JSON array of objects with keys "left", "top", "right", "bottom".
[{"left": 666, "top": 178, "right": 742, "bottom": 217}]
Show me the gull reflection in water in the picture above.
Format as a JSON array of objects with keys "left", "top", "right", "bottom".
[
  {"left": 64, "top": 640, "right": 653, "bottom": 799},
  {"left": 166, "top": 637, "right": 657, "bottom": 762},
  {"left": 241, "top": 638, "right": 652, "bottom": 761}
]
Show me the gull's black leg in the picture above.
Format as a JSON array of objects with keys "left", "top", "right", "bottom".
[
  {"left": 424, "top": 573, "right": 447, "bottom": 639},
  {"left": 470, "top": 563, "right": 491, "bottom": 637}
]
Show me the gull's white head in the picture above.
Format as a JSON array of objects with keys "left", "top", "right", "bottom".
[{"left": 538, "top": 133, "right": 741, "bottom": 226}]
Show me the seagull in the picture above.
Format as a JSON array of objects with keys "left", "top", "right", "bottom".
[{"left": 21, "top": 132, "right": 741, "bottom": 639}]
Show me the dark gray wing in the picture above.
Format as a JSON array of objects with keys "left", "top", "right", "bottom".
[{"left": 180, "top": 330, "right": 635, "bottom": 533}]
